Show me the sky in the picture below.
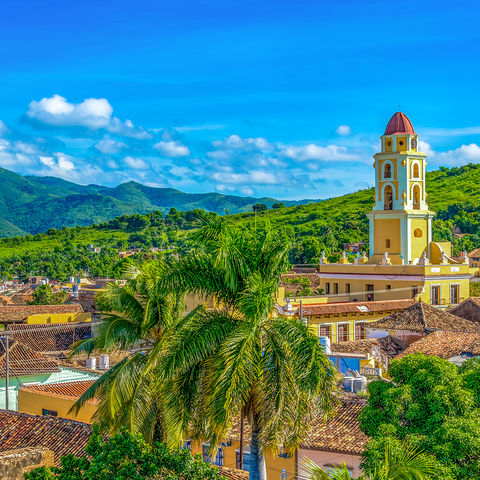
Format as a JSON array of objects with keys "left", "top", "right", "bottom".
[{"left": 0, "top": 0, "right": 479, "bottom": 200}]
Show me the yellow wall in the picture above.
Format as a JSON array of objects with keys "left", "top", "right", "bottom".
[
  {"left": 191, "top": 440, "right": 296, "bottom": 480},
  {"left": 17, "top": 389, "right": 97, "bottom": 423},
  {"left": 374, "top": 218, "right": 401, "bottom": 259},
  {"left": 27, "top": 312, "right": 91, "bottom": 324},
  {"left": 410, "top": 217, "right": 428, "bottom": 261}
]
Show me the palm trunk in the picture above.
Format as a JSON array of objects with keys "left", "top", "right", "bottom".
[{"left": 249, "top": 412, "right": 267, "bottom": 480}]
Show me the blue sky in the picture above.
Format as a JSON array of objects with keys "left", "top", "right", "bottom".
[{"left": 0, "top": 0, "right": 479, "bottom": 200}]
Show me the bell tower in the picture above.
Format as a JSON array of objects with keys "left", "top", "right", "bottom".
[{"left": 367, "top": 112, "right": 434, "bottom": 265}]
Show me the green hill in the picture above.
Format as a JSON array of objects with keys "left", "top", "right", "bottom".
[
  {"left": 0, "top": 163, "right": 479, "bottom": 280},
  {"left": 0, "top": 167, "right": 308, "bottom": 236}
]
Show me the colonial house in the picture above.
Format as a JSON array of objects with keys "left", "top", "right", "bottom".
[
  {"left": 0, "top": 304, "right": 86, "bottom": 325},
  {"left": 0, "top": 340, "right": 99, "bottom": 410}
]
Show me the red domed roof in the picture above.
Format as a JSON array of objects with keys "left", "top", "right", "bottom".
[{"left": 384, "top": 112, "right": 415, "bottom": 135}]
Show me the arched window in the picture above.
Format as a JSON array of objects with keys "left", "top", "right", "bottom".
[
  {"left": 413, "top": 185, "right": 421, "bottom": 210},
  {"left": 413, "top": 163, "right": 419, "bottom": 178},
  {"left": 384, "top": 163, "right": 392, "bottom": 179},
  {"left": 384, "top": 185, "right": 393, "bottom": 210}
]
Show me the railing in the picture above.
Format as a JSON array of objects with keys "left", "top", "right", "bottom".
[{"left": 360, "top": 366, "right": 383, "bottom": 377}]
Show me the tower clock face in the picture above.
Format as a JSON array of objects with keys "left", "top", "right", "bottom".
[{"left": 411, "top": 139, "right": 417, "bottom": 149}]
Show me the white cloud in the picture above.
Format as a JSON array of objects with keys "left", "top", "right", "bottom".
[
  {"left": 428, "top": 143, "right": 480, "bottom": 167},
  {"left": 39, "top": 153, "right": 76, "bottom": 177},
  {"left": 107, "top": 117, "right": 152, "bottom": 139},
  {"left": 0, "top": 120, "right": 8, "bottom": 136},
  {"left": 336, "top": 125, "right": 352, "bottom": 136},
  {"left": 282, "top": 144, "right": 358, "bottom": 162},
  {"left": 124, "top": 156, "right": 150, "bottom": 170},
  {"left": 212, "top": 135, "right": 273, "bottom": 151},
  {"left": 240, "top": 186, "right": 254, "bottom": 196},
  {"left": 211, "top": 170, "right": 278, "bottom": 185},
  {"left": 27, "top": 95, "right": 113, "bottom": 129},
  {"left": 154, "top": 140, "right": 190, "bottom": 157},
  {"left": 421, "top": 126, "right": 480, "bottom": 137},
  {"left": 95, "top": 138, "right": 127, "bottom": 154}
]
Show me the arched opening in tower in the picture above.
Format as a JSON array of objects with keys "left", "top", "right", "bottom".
[{"left": 384, "top": 185, "right": 393, "bottom": 210}]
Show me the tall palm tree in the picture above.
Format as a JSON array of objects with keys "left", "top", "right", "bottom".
[
  {"left": 301, "top": 440, "right": 435, "bottom": 480},
  {"left": 69, "top": 260, "right": 190, "bottom": 442},
  {"left": 160, "top": 219, "right": 337, "bottom": 480}
]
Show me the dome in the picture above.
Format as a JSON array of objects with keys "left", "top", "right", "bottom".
[{"left": 384, "top": 112, "right": 415, "bottom": 135}]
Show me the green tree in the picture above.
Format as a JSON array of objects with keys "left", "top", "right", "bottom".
[
  {"left": 70, "top": 260, "right": 191, "bottom": 442},
  {"left": 30, "top": 284, "right": 67, "bottom": 305},
  {"left": 161, "top": 219, "right": 337, "bottom": 480},
  {"left": 252, "top": 203, "right": 268, "bottom": 213},
  {"left": 272, "top": 202, "right": 285, "bottom": 209},
  {"left": 24, "top": 427, "right": 224, "bottom": 480},
  {"left": 359, "top": 354, "right": 480, "bottom": 479},
  {"left": 303, "top": 438, "right": 435, "bottom": 480}
]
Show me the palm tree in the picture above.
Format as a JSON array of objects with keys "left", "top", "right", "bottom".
[
  {"left": 69, "top": 260, "right": 190, "bottom": 442},
  {"left": 160, "top": 219, "right": 337, "bottom": 480},
  {"left": 301, "top": 440, "right": 435, "bottom": 480}
]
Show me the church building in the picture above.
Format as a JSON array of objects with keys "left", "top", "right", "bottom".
[{"left": 315, "top": 112, "right": 472, "bottom": 308}]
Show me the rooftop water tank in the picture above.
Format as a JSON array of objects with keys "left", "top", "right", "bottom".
[{"left": 86, "top": 357, "right": 96, "bottom": 370}]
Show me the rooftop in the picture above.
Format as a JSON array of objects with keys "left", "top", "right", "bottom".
[
  {"left": 331, "top": 335, "right": 406, "bottom": 358},
  {"left": 19, "top": 380, "right": 96, "bottom": 400},
  {"left": 398, "top": 331, "right": 480, "bottom": 359},
  {"left": 0, "top": 339, "right": 60, "bottom": 377},
  {"left": 384, "top": 112, "right": 415, "bottom": 135},
  {"left": 368, "top": 301, "right": 480, "bottom": 333},
  {"left": 0, "top": 410, "right": 91, "bottom": 465},
  {"left": 6, "top": 322, "right": 91, "bottom": 353},
  {"left": 298, "top": 299, "right": 415, "bottom": 316}
]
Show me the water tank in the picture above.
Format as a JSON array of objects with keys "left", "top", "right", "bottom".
[
  {"left": 86, "top": 357, "right": 96, "bottom": 370},
  {"left": 353, "top": 376, "right": 367, "bottom": 393},
  {"left": 99, "top": 354, "right": 110, "bottom": 370},
  {"left": 342, "top": 376, "right": 354, "bottom": 392}
]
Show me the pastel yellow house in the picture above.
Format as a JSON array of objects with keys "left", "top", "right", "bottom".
[{"left": 314, "top": 112, "right": 471, "bottom": 308}]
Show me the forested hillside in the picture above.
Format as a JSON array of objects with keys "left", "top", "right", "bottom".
[
  {"left": 1, "top": 164, "right": 479, "bottom": 280},
  {"left": 0, "top": 167, "right": 306, "bottom": 236}
]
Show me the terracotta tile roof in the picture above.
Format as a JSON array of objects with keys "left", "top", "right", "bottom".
[
  {"left": 468, "top": 248, "right": 480, "bottom": 258},
  {"left": 0, "top": 304, "right": 83, "bottom": 323},
  {"left": 227, "top": 400, "right": 368, "bottom": 455},
  {"left": 0, "top": 340, "right": 60, "bottom": 377},
  {"left": 398, "top": 331, "right": 480, "bottom": 359},
  {"left": 0, "top": 410, "right": 91, "bottom": 464},
  {"left": 297, "top": 299, "right": 415, "bottom": 316},
  {"left": 305, "top": 400, "right": 368, "bottom": 455},
  {"left": 19, "top": 380, "right": 96, "bottom": 401},
  {"left": 218, "top": 466, "right": 249, "bottom": 480},
  {"left": 331, "top": 336, "right": 406, "bottom": 358},
  {"left": 368, "top": 301, "right": 480, "bottom": 333},
  {"left": 450, "top": 298, "right": 480, "bottom": 324},
  {"left": 6, "top": 323, "right": 92, "bottom": 353}
]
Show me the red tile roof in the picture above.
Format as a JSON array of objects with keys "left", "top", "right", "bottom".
[
  {"left": 218, "top": 466, "right": 249, "bottom": 480},
  {"left": 0, "top": 304, "right": 83, "bottom": 323},
  {"left": 297, "top": 299, "right": 415, "bottom": 316},
  {"left": 227, "top": 400, "right": 368, "bottom": 455},
  {"left": 331, "top": 336, "right": 406, "bottom": 358},
  {"left": 0, "top": 410, "right": 91, "bottom": 464},
  {"left": 19, "top": 380, "right": 96, "bottom": 400},
  {"left": 6, "top": 323, "right": 92, "bottom": 353},
  {"left": 384, "top": 112, "right": 415, "bottom": 135},
  {"left": 0, "top": 340, "right": 60, "bottom": 377},
  {"left": 450, "top": 297, "right": 480, "bottom": 324},
  {"left": 368, "top": 301, "right": 480, "bottom": 333},
  {"left": 398, "top": 331, "right": 480, "bottom": 359},
  {"left": 305, "top": 400, "right": 368, "bottom": 455}
]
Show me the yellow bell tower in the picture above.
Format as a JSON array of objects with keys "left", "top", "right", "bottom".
[{"left": 367, "top": 112, "right": 434, "bottom": 265}]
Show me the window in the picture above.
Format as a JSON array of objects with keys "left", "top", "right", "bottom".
[
  {"left": 319, "top": 324, "right": 332, "bottom": 342},
  {"left": 346, "top": 283, "right": 351, "bottom": 294},
  {"left": 450, "top": 284, "right": 460, "bottom": 305},
  {"left": 42, "top": 409, "right": 57, "bottom": 416},
  {"left": 413, "top": 163, "right": 420, "bottom": 178},
  {"left": 385, "top": 239, "right": 391, "bottom": 248},
  {"left": 431, "top": 285, "right": 441, "bottom": 306},
  {"left": 412, "top": 287, "right": 419, "bottom": 299},
  {"left": 413, "top": 185, "right": 421, "bottom": 210},
  {"left": 384, "top": 163, "right": 392, "bottom": 179},
  {"left": 386, "top": 284, "right": 391, "bottom": 290},
  {"left": 333, "top": 283, "right": 339, "bottom": 294},
  {"left": 203, "top": 446, "right": 224, "bottom": 466},
  {"left": 325, "top": 283, "right": 330, "bottom": 294},
  {"left": 236, "top": 450, "right": 251, "bottom": 472},
  {"left": 384, "top": 185, "right": 393, "bottom": 210},
  {"left": 355, "top": 322, "right": 366, "bottom": 340},
  {"left": 366, "top": 284, "right": 374, "bottom": 301},
  {"left": 183, "top": 440, "right": 192, "bottom": 451},
  {"left": 337, "top": 323, "right": 349, "bottom": 342}
]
